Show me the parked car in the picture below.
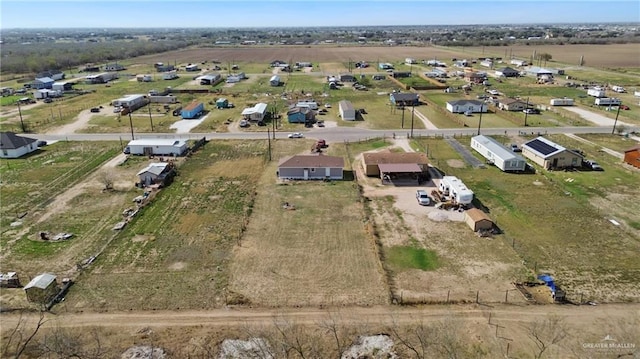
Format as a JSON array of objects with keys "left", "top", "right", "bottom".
[
  {"left": 36, "top": 140, "right": 47, "bottom": 147},
  {"left": 620, "top": 105, "right": 630, "bottom": 110},
  {"left": 584, "top": 160, "right": 604, "bottom": 171},
  {"left": 416, "top": 190, "right": 431, "bottom": 206},
  {"left": 43, "top": 98, "right": 53, "bottom": 103},
  {"left": 523, "top": 108, "right": 540, "bottom": 114},
  {"left": 288, "top": 132, "right": 304, "bottom": 138},
  {"left": 510, "top": 144, "right": 522, "bottom": 152},
  {"left": 90, "top": 107, "right": 100, "bottom": 113},
  {"left": 239, "top": 120, "right": 250, "bottom": 128},
  {"left": 123, "top": 146, "right": 131, "bottom": 155}
]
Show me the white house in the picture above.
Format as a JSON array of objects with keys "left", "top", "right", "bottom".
[
  {"left": 126, "top": 139, "right": 187, "bottom": 156},
  {"left": 0, "top": 132, "right": 39, "bottom": 158},
  {"left": 241, "top": 103, "right": 268, "bottom": 122},
  {"left": 446, "top": 100, "right": 487, "bottom": 114},
  {"left": 339, "top": 100, "right": 356, "bottom": 121},
  {"left": 470, "top": 135, "right": 527, "bottom": 172}
]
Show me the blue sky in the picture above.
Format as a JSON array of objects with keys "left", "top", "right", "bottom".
[{"left": 1, "top": 1, "right": 639, "bottom": 29}]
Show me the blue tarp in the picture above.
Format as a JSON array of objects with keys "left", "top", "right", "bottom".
[{"left": 537, "top": 274, "right": 556, "bottom": 295}]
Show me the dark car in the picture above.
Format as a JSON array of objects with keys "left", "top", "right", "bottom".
[
  {"left": 36, "top": 140, "right": 47, "bottom": 147},
  {"left": 90, "top": 107, "right": 100, "bottom": 113}
]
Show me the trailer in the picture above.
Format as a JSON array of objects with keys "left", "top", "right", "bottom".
[
  {"left": 181, "top": 101, "right": 204, "bottom": 119},
  {"left": 611, "top": 86, "right": 626, "bottom": 93},
  {"left": 587, "top": 88, "right": 606, "bottom": 98},
  {"left": 550, "top": 98, "right": 574, "bottom": 106},
  {"left": 438, "top": 176, "right": 474, "bottom": 205},
  {"left": 594, "top": 97, "right": 622, "bottom": 106},
  {"left": 125, "top": 139, "right": 187, "bottom": 156}
]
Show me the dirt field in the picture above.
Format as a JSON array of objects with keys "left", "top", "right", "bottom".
[{"left": 130, "top": 43, "right": 640, "bottom": 69}]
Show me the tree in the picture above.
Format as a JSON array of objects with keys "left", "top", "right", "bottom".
[
  {"left": 525, "top": 315, "right": 568, "bottom": 359},
  {"left": 2, "top": 310, "right": 48, "bottom": 359},
  {"left": 98, "top": 170, "right": 115, "bottom": 191}
]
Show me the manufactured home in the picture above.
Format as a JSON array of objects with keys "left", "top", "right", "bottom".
[
  {"left": 594, "top": 97, "right": 622, "bottom": 106},
  {"left": 241, "top": 103, "right": 268, "bottom": 122},
  {"left": 550, "top": 98, "right": 574, "bottom": 106},
  {"left": 125, "top": 139, "right": 187, "bottom": 156},
  {"left": 470, "top": 135, "right": 527, "bottom": 172},
  {"left": 112, "top": 94, "right": 147, "bottom": 111},
  {"left": 446, "top": 100, "right": 487, "bottom": 114},
  {"left": 278, "top": 155, "right": 344, "bottom": 180}
]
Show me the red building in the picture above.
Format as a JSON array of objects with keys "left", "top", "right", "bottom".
[{"left": 623, "top": 145, "right": 640, "bottom": 169}]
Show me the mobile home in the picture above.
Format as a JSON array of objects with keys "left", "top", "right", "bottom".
[{"left": 470, "top": 135, "right": 527, "bottom": 172}]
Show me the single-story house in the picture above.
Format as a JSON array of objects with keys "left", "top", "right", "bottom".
[
  {"left": 277, "top": 154, "right": 344, "bottom": 180},
  {"left": 162, "top": 71, "right": 179, "bottom": 80},
  {"left": 269, "top": 75, "right": 281, "bottom": 86},
  {"left": 85, "top": 72, "right": 118, "bottom": 84},
  {"left": 522, "top": 136, "right": 583, "bottom": 170},
  {"left": 510, "top": 59, "right": 528, "bottom": 67},
  {"left": 36, "top": 70, "right": 65, "bottom": 81},
  {"left": 470, "top": 135, "right": 527, "bottom": 172},
  {"left": 185, "top": 64, "right": 199, "bottom": 72},
  {"left": 390, "top": 92, "right": 420, "bottom": 107},
  {"left": 465, "top": 208, "right": 494, "bottom": 232},
  {"left": 34, "top": 89, "right": 62, "bottom": 99},
  {"left": 497, "top": 98, "right": 528, "bottom": 111},
  {"left": 287, "top": 106, "right": 315, "bottom": 124},
  {"left": 339, "top": 73, "right": 356, "bottom": 82},
  {"left": 181, "top": 101, "right": 204, "bottom": 119},
  {"left": 464, "top": 72, "right": 486, "bottom": 84},
  {"left": 270, "top": 60, "right": 287, "bottom": 67},
  {"left": 226, "top": 72, "right": 246, "bottom": 83},
  {"left": 157, "top": 64, "right": 175, "bottom": 72},
  {"left": 495, "top": 67, "right": 519, "bottom": 77},
  {"left": 24, "top": 273, "right": 58, "bottom": 304},
  {"left": 137, "top": 162, "right": 175, "bottom": 186},
  {"left": 453, "top": 59, "right": 470, "bottom": 68},
  {"left": 446, "top": 100, "right": 487, "bottom": 114},
  {"left": 362, "top": 151, "right": 429, "bottom": 177},
  {"left": 378, "top": 63, "right": 394, "bottom": 70},
  {"left": 0, "top": 131, "right": 39, "bottom": 158},
  {"left": 105, "top": 63, "right": 126, "bottom": 71},
  {"left": 526, "top": 67, "right": 555, "bottom": 77},
  {"left": 32, "top": 77, "right": 54, "bottom": 89},
  {"left": 241, "top": 103, "right": 268, "bottom": 122},
  {"left": 339, "top": 100, "right": 356, "bottom": 121},
  {"left": 126, "top": 139, "right": 187, "bottom": 156},
  {"left": 623, "top": 144, "right": 640, "bottom": 169}
]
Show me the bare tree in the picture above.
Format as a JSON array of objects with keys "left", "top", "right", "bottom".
[
  {"left": 317, "top": 311, "right": 349, "bottom": 358},
  {"left": 98, "top": 170, "right": 115, "bottom": 191},
  {"left": 39, "top": 326, "right": 108, "bottom": 359},
  {"left": 525, "top": 315, "right": 568, "bottom": 359},
  {"left": 2, "top": 310, "right": 48, "bottom": 359}
]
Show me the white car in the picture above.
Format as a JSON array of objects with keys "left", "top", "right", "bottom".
[
  {"left": 288, "top": 132, "right": 304, "bottom": 138},
  {"left": 416, "top": 190, "right": 431, "bottom": 206}
]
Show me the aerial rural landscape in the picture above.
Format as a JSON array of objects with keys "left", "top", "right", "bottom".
[{"left": 0, "top": 1, "right": 639, "bottom": 357}]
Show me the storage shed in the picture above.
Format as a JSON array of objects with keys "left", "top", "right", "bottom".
[
  {"left": 216, "top": 98, "right": 229, "bottom": 109},
  {"left": 269, "top": 75, "right": 281, "bottom": 86},
  {"left": 522, "top": 137, "right": 583, "bottom": 170},
  {"left": 278, "top": 155, "right": 344, "bottom": 180},
  {"left": 339, "top": 100, "right": 356, "bottom": 121},
  {"left": 137, "top": 162, "right": 175, "bottom": 186},
  {"left": 470, "top": 135, "right": 527, "bottom": 172},
  {"left": 465, "top": 208, "right": 493, "bottom": 232},
  {"left": 623, "top": 144, "right": 640, "bottom": 169},
  {"left": 126, "top": 139, "right": 187, "bottom": 156},
  {"left": 181, "top": 101, "right": 204, "bottom": 119},
  {"left": 24, "top": 273, "right": 58, "bottom": 304}
]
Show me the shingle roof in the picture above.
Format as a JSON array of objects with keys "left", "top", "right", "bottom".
[
  {"left": 278, "top": 155, "right": 344, "bottom": 168},
  {"left": 0, "top": 132, "right": 37, "bottom": 150},
  {"left": 447, "top": 99, "right": 484, "bottom": 106}
]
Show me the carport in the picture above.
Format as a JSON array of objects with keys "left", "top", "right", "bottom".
[{"left": 378, "top": 163, "right": 422, "bottom": 186}]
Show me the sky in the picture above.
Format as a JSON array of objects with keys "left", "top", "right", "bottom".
[{"left": 1, "top": 0, "right": 639, "bottom": 29}]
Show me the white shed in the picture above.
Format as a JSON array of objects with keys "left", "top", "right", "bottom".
[
  {"left": 126, "top": 139, "right": 187, "bottom": 156},
  {"left": 470, "top": 135, "right": 527, "bottom": 172},
  {"left": 339, "top": 100, "right": 356, "bottom": 121},
  {"left": 269, "top": 75, "right": 281, "bottom": 86}
]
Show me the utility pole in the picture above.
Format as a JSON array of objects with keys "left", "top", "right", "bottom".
[
  {"left": 147, "top": 102, "right": 154, "bottom": 131},
  {"left": 524, "top": 97, "right": 530, "bottom": 127},
  {"left": 127, "top": 109, "right": 135, "bottom": 140},
  {"left": 267, "top": 128, "right": 272, "bottom": 161},
  {"left": 612, "top": 104, "right": 622, "bottom": 134},
  {"left": 477, "top": 103, "right": 484, "bottom": 135},
  {"left": 401, "top": 106, "right": 405, "bottom": 128},
  {"left": 17, "top": 101, "right": 26, "bottom": 132},
  {"left": 410, "top": 104, "right": 415, "bottom": 138}
]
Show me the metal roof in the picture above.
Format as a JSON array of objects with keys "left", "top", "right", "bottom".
[
  {"left": 24, "top": 273, "right": 56, "bottom": 290},
  {"left": 339, "top": 100, "right": 354, "bottom": 111},
  {"left": 278, "top": 155, "right": 344, "bottom": 168},
  {"left": 128, "top": 139, "right": 186, "bottom": 147},
  {"left": 378, "top": 163, "right": 422, "bottom": 173},
  {"left": 472, "top": 135, "right": 525, "bottom": 162},
  {"left": 363, "top": 151, "right": 429, "bottom": 165},
  {"left": 137, "top": 162, "right": 169, "bottom": 176}
]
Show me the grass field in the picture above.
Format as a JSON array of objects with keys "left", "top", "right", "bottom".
[{"left": 228, "top": 140, "right": 389, "bottom": 307}]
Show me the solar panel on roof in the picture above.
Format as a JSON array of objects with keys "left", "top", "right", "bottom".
[{"left": 526, "top": 139, "right": 557, "bottom": 156}]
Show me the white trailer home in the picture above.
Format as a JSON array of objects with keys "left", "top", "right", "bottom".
[
  {"left": 550, "top": 98, "right": 574, "bottom": 106},
  {"left": 438, "top": 176, "right": 474, "bottom": 205},
  {"left": 339, "top": 100, "right": 356, "bottom": 121},
  {"left": 470, "top": 135, "right": 527, "bottom": 172},
  {"left": 594, "top": 97, "right": 622, "bottom": 106},
  {"left": 587, "top": 87, "right": 606, "bottom": 98},
  {"left": 125, "top": 139, "right": 187, "bottom": 156}
]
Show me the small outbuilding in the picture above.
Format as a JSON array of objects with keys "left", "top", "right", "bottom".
[
  {"left": 181, "top": 101, "right": 204, "bottom": 119},
  {"left": 269, "top": 75, "right": 281, "bottom": 87},
  {"left": 137, "top": 162, "right": 175, "bottom": 186},
  {"left": 277, "top": 154, "right": 344, "bottom": 180},
  {"left": 623, "top": 144, "right": 640, "bottom": 169},
  {"left": 216, "top": 98, "right": 229, "bottom": 109},
  {"left": 471, "top": 135, "right": 527, "bottom": 172},
  {"left": 24, "top": 273, "right": 58, "bottom": 304},
  {"left": 339, "top": 100, "right": 356, "bottom": 121},
  {"left": 465, "top": 208, "right": 494, "bottom": 232}
]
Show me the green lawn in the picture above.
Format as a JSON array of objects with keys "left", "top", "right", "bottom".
[{"left": 386, "top": 246, "right": 439, "bottom": 271}]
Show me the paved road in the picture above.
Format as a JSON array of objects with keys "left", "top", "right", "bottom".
[{"left": 33, "top": 125, "right": 639, "bottom": 144}]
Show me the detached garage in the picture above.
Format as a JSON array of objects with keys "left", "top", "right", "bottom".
[{"left": 465, "top": 208, "right": 493, "bottom": 232}]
